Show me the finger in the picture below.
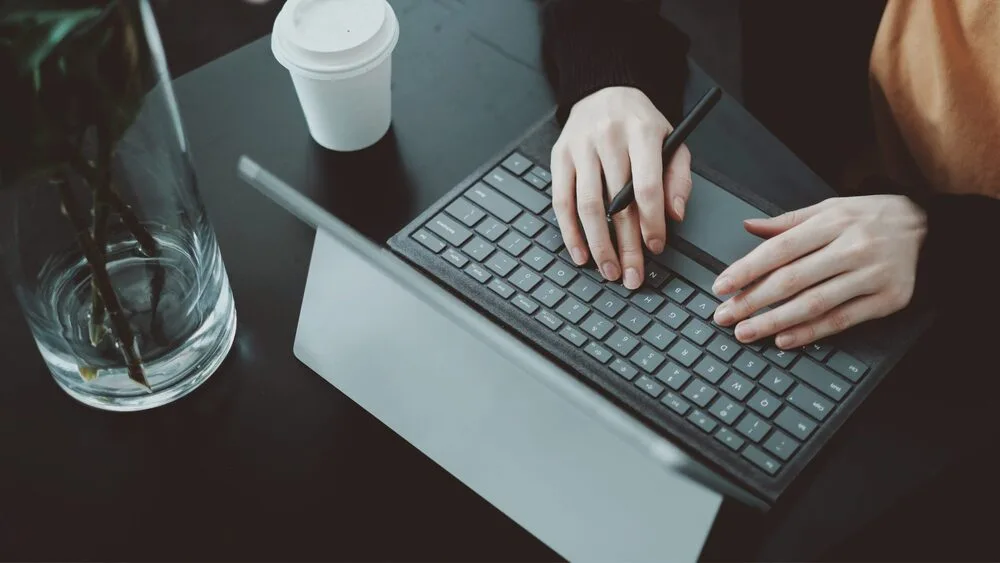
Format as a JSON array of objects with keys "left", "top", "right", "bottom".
[
  {"left": 731, "top": 269, "right": 877, "bottom": 343},
  {"left": 715, "top": 243, "right": 851, "bottom": 327},
  {"left": 627, "top": 125, "right": 667, "bottom": 253},
  {"left": 551, "top": 145, "right": 588, "bottom": 265},
  {"left": 664, "top": 143, "right": 693, "bottom": 222},
  {"left": 575, "top": 146, "right": 620, "bottom": 281},
  {"left": 598, "top": 137, "right": 644, "bottom": 286},
  {"left": 774, "top": 292, "right": 891, "bottom": 349},
  {"left": 612, "top": 203, "right": 646, "bottom": 289},
  {"left": 713, "top": 212, "right": 838, "bottom": 296},
  {"left": 742, "top": 201, "right": 830, "bottom": 238}
]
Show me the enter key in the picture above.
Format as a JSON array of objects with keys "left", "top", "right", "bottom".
[{"left": 791, "top": 357, "right": 852, "bottom": 401}]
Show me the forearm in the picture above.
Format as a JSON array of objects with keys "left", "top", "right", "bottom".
[{"left": 540, "top": 0, "right": 690, "bottom": 123}]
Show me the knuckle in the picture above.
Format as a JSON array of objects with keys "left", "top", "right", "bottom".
[
  {"left": 829, "top": 309, "right": 852, "bottom": 332},
  {"left": 773, "top": 236, "right": 796, "bottom": 263},
  {"left": 578, "top": 196, "right": 605, "bottom": 217},
  {"left": 777, "top": 269, "right": 801, "bottom": 294},
  {"left": 594, "top": 118, "right": 622, "bottom": 140},
  {"left": 552, "top": 191, "right": 573, "bottom": 213},
  {"left": 734, "top": 293, "right": 756, "bottom": 317},
  {"left": 633, "top": 180, "right": 661, "bottom": 202},
  {"left": 806, "top": 291, "right": 829, "bottom": 317}
]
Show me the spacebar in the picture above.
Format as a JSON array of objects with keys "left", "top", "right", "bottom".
[{"left": 649, "top": 248, "right": 719, "bottom": 297}]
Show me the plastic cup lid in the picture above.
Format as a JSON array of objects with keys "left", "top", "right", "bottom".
[{"left": 272, "top": 0, "right": 399, "bottom": 79}]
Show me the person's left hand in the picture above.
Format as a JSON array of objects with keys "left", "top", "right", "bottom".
[{"left": 711, "top": 195, "right": 928, "bottom": 349}]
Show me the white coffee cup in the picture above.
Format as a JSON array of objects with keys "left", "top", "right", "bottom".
[{"left": 272, "top": 0, "right": 400, "bottom": 152}]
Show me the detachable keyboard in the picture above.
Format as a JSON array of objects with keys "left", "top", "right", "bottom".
[{"left": 390, "top": 125, "right": 886, "bottom": 505}]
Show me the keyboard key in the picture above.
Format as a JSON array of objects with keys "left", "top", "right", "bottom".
[
  {"left": 475, "top": 217, "right": 508, "bottom": 241},
  {"left": 655, "top": 362, "right": 691, "bottom": 390},
  {"left": 763, "top": 430, "right": 799, "bottom": 461},
  {"left": 464, "top": 263, "right": 491, "bottom": 283},
  {"left": 742, "top": 446, "right": 781, "bottom": 475},
  {"left": 631, "top": 345, "right": 666, "bottom": 374},
  {"left": 442, "top": 248, "right": 469, "bottom": 268},
  {"left": 524, "top": 172, "right": 549, "bottom": 190},
  {"left": 655, "top": 393, "right": 687, "bottom": 418},
  {"left": 775, "top": 406, "right": 817, "bottom": 440},
  {"left": 721, "top": 373, "right": 754, "bottom": 401},
  {"left": 687, "top": 410, "right": 718, "bottom": 433},
  {"left": 568, "top": 277, "right": 601, "bottom": 303},
  {"left": 541, "top": 206, "right": 559, "bottom": 226},
  {"left": 619, "top": 307, "right": 652, "bottom": 333},
  {"left": 681, "top": 319, "right": 714, "bottom": 345},
  {"left": 736, "top": 413, "right": 771, "bottom": 443},
  {"left": 715, "top": 428, "right": 745, "bottom": 451},
  {"left": 791, "top": 357, "right": 851, "bottom": 401},
  {"left": 706, "top": 334, "right": 739, "bottom": 362},
  {"left": 686, "top": 293, "right": 719, "bottom": 320},
  {"left": 512, "top": 294, "right": 539, "bottom": 315},
  {"left": 445, "top": 198, "right": 486, "bottom": 227},
  {"left": 664, "top": 278, "right": 695, "bottom": 303},
  {"left": 605, "top": 282, "right": 633, "bottom": 298},
  {"left": 555, "top": 297, "right": 588, "bottom": 324},
  {"left": 610, "top": 358, "right": 639, "bottom": 380},
  {"left": 513, "top": 214, "right": 545, "bottom": 237},
  {"left": 509, "top": 266, "right": 543, "bottom": 293},
  {"left": 667, "top": 338, "right": 702, "bottom": 367},
  {"left": 532, "top": 282, "right": 565, "bottom": 308},
  {"left": 465, "top": 183, "right": 521, "bottom": 222},
  {"left": 498, "top": 232, "right": 531, "bottom": 256},
  {"left": 535, "top": 226, "right": 564, "bottom": 252},
  {"left": 585, "top": 342, "right": 613, "bottom": 364},
  {"left": 560, "top": 325, "right": 588, "bottom": 347},
  {"left": 607, "top": 329, "right": 641, "bottom": 356},
  {"left": 428, "top": 213, "right": 473, "bottom": 246},
  {"left": 787, "top": 384, "right": 834, "bottom": 421},
  {"left": 709, "top": 396, "right": 745, "bottom": 423},
  {"left": 502, "top": 152, "right": 533, "bottom": 175},
  {"left": 635, "top": 375, "right": 665, "bottom": 398},
  {"left": 747, "top": 389, "right": 780, "bottom": 418},
  {"left": 759, "top": 368, "right": 793, "bottom": 396},
  {"left": 642, "top": 324, "right": 676, "bottom": 351},
  {"left": 545, "top": 185, "right": 553, "bottom": 197},
  {"left": 487, "top": 278, "right": 515, "bottom": 299},
  {"left": 485, "top": 167, "right": 549, "bottom": 214},
  {"left": 826, "top": 351, "right": 868, "bottom": 382},
  {"left": 645, "top": 262, "right": 671, "bottom": 289},
  {"left": 461, "top": 236, "right": 495, "bottom": 261},
  {"left": 485, "top": 251, "right": 518, "bottom": 277},
  {"left": 544, "top": 261, "right": 577, "bottom": 287},
  {"left": 595, "top": 292, "right": 628, "bottom": 318},
  {"left": 764, "top": 346, "right": 796, "bottom": 369},
  {"left": 682, "top": 379, "right": 718, "bottom": 408},
  {"left": 656, "top": 302, "right": 690, "bottom": 329},
  {"left": 413, "top": 229, "right": 446, "bottom": 253},
  {"left": 580, "top": 313, "right": 614, "bottom": 340},
  {"left": 804, "top": 341, "right": 833, "bottom": 361},
  {"left": 733, "top": 351, "right": 766, "bottom": 379},
  {"left": 630, "top": 290, "right": 665, "bottom": 314},
  {"left": 522, "top": 247, "right": 554, "bottom": 271},
  {"left": 694, "top": 355, "right": 728, "bottom": 384},
  {"left": 530, "top": 166, "right": 552, "bottom": 184},
  {"left": 534, "top": 309, "right": 563, "bottom": 331}
]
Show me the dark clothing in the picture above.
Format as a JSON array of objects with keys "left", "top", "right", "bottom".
[{"left": 539, "top": 1, "right": 999, "bottom": 559}]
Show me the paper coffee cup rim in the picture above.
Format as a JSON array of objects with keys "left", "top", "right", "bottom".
[{"left": 272, "top": 0, "right": 399, "bottom": 80}]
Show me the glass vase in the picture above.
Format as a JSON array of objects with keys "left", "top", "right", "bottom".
[{"left": 0, "top": 0, "right": 237, "bottom": 411}]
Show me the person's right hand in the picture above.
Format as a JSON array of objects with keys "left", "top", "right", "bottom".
[{"left": 551, "top": 86, "right": 693, "bottom": 290}]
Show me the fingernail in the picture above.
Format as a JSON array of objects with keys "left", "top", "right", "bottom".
[
  {"left": 673, "top": 196, "right": 686, "bottom": 220},
  {"left": 715, "top": 303, "right": 733, "bottom": 326},
  {"left": 648, "top": 238, "right": 664, "bottom": 254},
  {"left": 776, "top": 334, "right": 794, "bottom": 349},
  {"left": 735, "top": 322, "right": 756, "bottom": 342},
  {"left": 713, "top": 275, "right": 731, "bottom": 295},
  {"left": 570, "top": 247, "right": 586, "bottom": 265},
  {"left": 624, "top": 268, "right": 641, "bottom": 290},
  {"left": 601, "top": 261, "right": 620, "bottom": 281}
]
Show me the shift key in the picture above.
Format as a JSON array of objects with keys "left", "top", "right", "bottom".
[
  {"left": 465, "top": 183, "right": 521, "bottom": 222},
  {"left": 791, "top": 357, "right": 851, "bottom": 401},
  {"left": 484, "top": 167, "right": 549, "bottom": 213}
]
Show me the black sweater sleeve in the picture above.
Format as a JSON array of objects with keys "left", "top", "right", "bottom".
[{"left": 540, "top": 0, "right": 691, "bottom": 124}]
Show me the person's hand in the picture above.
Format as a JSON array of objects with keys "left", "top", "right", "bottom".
[
  {"left": 712, "top": 195, "right": 927, "bottom": 348},
  {"left": 551, "top": 86, "right": 692, "bottom": 289}
]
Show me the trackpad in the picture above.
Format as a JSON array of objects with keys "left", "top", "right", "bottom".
[{"left": 670, "top": 173, "right": 770, "bottom": 267}]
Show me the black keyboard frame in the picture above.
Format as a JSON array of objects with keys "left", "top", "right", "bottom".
[{"left": 388, "top": 111, "right": 933, "bottom": 506}]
